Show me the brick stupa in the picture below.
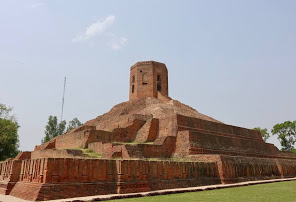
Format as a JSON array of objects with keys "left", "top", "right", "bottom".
[{"left": 1, "top": 61, "right": 296, "bottom": 201}]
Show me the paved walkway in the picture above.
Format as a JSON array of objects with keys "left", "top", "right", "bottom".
[
  {"left": 0, "top": 194, "right": 30, "bottom": 202},
  {"left": 1, "top": 177, "right": 296, "bottom": 202}
]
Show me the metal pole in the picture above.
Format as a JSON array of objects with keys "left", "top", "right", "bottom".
[{"left": 61, "top": 77, "right": 66, "bottom": 121}]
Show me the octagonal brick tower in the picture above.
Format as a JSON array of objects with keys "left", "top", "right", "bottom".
[{"left": 129, "top": 61, "right": 168, "bottom": 101}]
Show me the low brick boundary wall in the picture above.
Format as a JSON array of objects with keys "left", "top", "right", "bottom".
[
  {"left": 7, "top": 158, "right": 220, "bottom": 201},
  {"left": 2, "top": 157, "right": 296, "bottom": 201},
  {"left": 45, "top": 177, "right": 296, "bottom": 202}
]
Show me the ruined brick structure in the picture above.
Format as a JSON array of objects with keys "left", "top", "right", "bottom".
[
  {"left": 1, "top": 61, "right": 296, "bottom": 201},
  {"left": 129, "top": 61, "right": 168, "bottom": 101}
]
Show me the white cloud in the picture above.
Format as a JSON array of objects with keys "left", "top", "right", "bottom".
[
  {"left": 72, "top": 14, "right": 128, "bottom": 50},
  {"left": 31, "top": 2, "right": 45, "bottom": 9},
  {"left": 72, "top": 15, "right": 115, "bottom": 42},
  {"left": 108, "top": 35, "right": 128, "bottom": 51}
]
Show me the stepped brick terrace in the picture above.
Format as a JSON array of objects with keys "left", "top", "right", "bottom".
[{"left": 1, "top": 61, "right": 296, "bottom": 201}]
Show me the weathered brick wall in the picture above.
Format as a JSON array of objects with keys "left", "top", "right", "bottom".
[
  {"left": 8, "top": 158, "right": 220, "bottom": 201},
  {"left": 0, "top": 160, "right": 14, "bottom": 181},
  {"left": 143, "top": 136, "right": 176, "bottom": 158},
  {"left": 35, "top": 128, "right": 111, "bottom": 151},
  {"left": 34, "top": 139, "right": 56, "bottom": 151},
  {"left": 35, "top": 119, "right": 146, "bottom": 152},
  {"left": 219, "top": 155, "right": 296, "bottom": 183},
  {"left": 174, "top": 115, "right": 287, "bottom": 158},
  {"left": 14, "top": 152, "right": 31, "bottom": 160},
  {"left": 159, "top": 115, "right": 177, "bottom": 137},
  {"left": 97, "top": 136, "right": 177, "bottom": 159},
  {"left": 19, "top": 159, "right": 47, "bottom": 183},
  {"left": 176, "top": 114, "right": 262, "bottom": 140},
  {"left": 189, "top": 154, "right": 296, "bottom": 184},
  {"left": 54, "top": 128, "right": 88, "bottom": 149},
  {"left": 189, "top": 131, "right": 279, "bottom": 157},
  {"left": 174, "top": 130, "right": 290, "bottom": 159},
  {"left": 116, "top": 160, "right": 220, "bottom": 193},
  {"left": 4, "top": 158, "right": 219, "bottom": 198},
  {"left": 0, "top": 160, "right": 22, "bottom": 195},
  {"left": 277, "top": 158, "right": 296, "bottom": 177},
  {"left": 147, "top": 118, "right": 159, "bottom": 141},
  {"left": 87, "top": 130, "right": 112, "bottom": 143},
  {"left": 103, "top": 143, "right": 114, "bottom": 158},
  {"left": 0, "top": 160, "right": 21, "bottom": 182},
  {"left": 88, "top": 142, "right": 104, "bottom": 154},
  {"left": 46, "top": 125, "right": 101, "bottom": 150},
  {"left": 91, "top": 142, "right": 114, "bottom": 158},
  {"left": 219, "top": 155, "right": 282, "bottom": 183},
  {"left": 31, "top": 149, "right": 87, "bottom": 159},
  {"left": 174, "top": 131, "right": 190, "bottom": 158},
  {"left": 135, "top": 118, "right": 159, "bottom": 142},
  {"left": 112, "top": 119, "right": 146, "bottom": 142},
  {"left": 4, "top": 157, "right": 296, "bottom": 201}
]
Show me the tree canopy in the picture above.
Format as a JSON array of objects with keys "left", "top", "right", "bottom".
[
  {"left": 0, "top": 104, "right": 19, "bottom": 161},
  {"left": 42, "top": 116, "right": 83, "bottom": 143},
  {"left": 253, "top": 127, "right": 270, "bottom": 142},
  {"left": 42, "top": 116, "right": 66, "bottom": 143},
  {"left": 66, "top": 117, "right": 83, "bottom": 132},
  {"left": 271, "top": 121, "right": 296, "bottom": 151}
]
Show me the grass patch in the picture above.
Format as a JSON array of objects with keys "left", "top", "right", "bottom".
[
  {"left": 107, "top": 180, "right": 296, "bottom": 202},
  {"left": 137, "top": 157, "right": 192, "bottom": 162},
  {"left": 110, "top": 157, "right": 195, "bottom": 162},
  {"left": 80, "top": 148, "right": 102, "bottom": 158},
  {"left": 113, "top": 142, "right": 154, "bottom": 145},
  {"left": 65, "top": 147, "right": 102, "bottom": 158}
]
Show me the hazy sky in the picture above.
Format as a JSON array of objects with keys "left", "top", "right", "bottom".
[{"left": 0, "top": 0, "right": 295, "bottom": 151}]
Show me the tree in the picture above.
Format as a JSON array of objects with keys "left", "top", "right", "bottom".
[
  {"left": 58, "top": 120, "right": 66, "bottom": 136},
  {"left": 0, "top": 104, "right": 13, "bottom": 120},
  {"left": 0, "top": 104, "right": 19, "bottom": 161},
  {"left": 42, "top": 116, "right": 66, "bottom": 143},
  {"left": 271, "top": 121, "right": 296, "bottom": 151},
  {"left": 253, "top": 127, "right": 270, "bottom": 142},
  {"left": 66, "top": 118, "right": 83, "bottom": 132}
]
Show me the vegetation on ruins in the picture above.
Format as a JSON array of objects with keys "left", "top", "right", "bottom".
[
  {"left": 42, "top": 116, "right": 83, "bottom": 143},
  {"left": 0, "top": 104, "right": 19, "bottom": 161},
  {"left": 71, "top": 148, "right": 102, "bottom": 158},
  {"left": 253, "top": 127, "right": 270, "bottom": 141},
  {"left": 272, "top": 121, "right": 296, "bottom": 151}
]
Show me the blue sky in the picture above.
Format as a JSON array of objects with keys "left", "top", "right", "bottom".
[{"left": 0, "top": 0, "right": 295, "bottom": 151}]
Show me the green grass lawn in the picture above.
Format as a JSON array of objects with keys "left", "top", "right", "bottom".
[{"left": 107, "top": 181, "right": 296, "bottom": 202}]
